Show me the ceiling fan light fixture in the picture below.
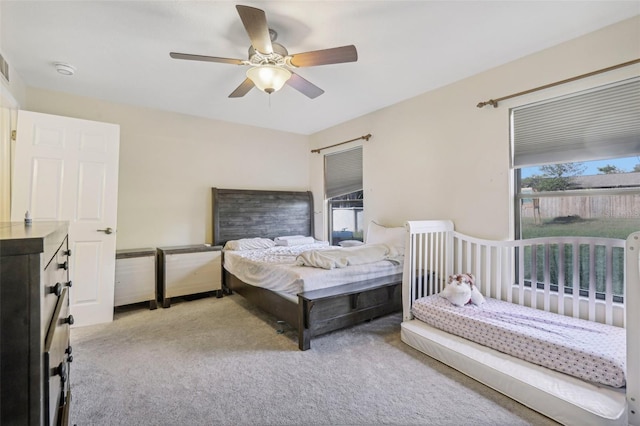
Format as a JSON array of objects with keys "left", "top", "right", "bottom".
[{"left": 246, "top": 64, "right": 291, "bottom": 94}]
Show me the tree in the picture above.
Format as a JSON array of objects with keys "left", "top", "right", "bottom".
[
  {"left": 598, "top": 164, "right": 624, "bottom": 174},
  {"left": 633, "top": 164, "right": 640, "bottom": 173},
  {"left": 525, "top": 163, "right": 586, "bottom": 191}
]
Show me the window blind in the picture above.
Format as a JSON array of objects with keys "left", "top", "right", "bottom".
[
  {"left": 512, "top": 78, "right": 640, "bottom": 168},
  {"left": 324, "top": 146, "right": 363, "bottom": 199}
]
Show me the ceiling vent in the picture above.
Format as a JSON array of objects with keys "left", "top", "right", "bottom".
[{"left": 0, "top": 53, "right": 9, "bottom": 83}]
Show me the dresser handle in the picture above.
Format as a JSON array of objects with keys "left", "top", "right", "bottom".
[
  {"left": 58, "top": 261, "right": 68, "bottom": 270},
  {"left": 50, "top": 282, "right": 63, "bottom": 296},
  {"left": 50, "top": 281, "right": 72, "bottom": 297},
  {"left": 56, "top": 362, "right": 68, "bottom": 384},
  {"left": 65, "top": 315, "right": 74, "bottom": 325}
]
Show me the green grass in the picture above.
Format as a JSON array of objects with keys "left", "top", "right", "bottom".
[
  {"left": 521, "top": 217, "right": 640, "bottom": 240},
  {"left": 520, "top": 216, "right": 635, "bottom": 297},
  {"left": 523, "top": 244, "right": 625, "bottom": 296}
]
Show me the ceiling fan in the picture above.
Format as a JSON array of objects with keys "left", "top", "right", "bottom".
[{"left": 170, "top": 5, "right": 358, "bottom": 99}]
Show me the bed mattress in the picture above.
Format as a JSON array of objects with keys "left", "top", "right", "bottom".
[
  {"left": 224, "top": 243, "right": 404, "bottom": 295},
  {"left": 412, "top": 295, "right": 626, "bottom": 388}
]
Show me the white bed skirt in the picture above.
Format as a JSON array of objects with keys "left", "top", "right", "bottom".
[{"left": 401, "top": 319, "right": 627, "bottom": 426}]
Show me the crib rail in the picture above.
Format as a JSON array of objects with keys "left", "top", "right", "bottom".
[{"left": 403, "top": 220, "right": 626, "bottom": 327}]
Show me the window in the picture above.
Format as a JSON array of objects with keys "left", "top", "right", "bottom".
[
  {"left": 512, "top": 78, "right": 640, "bottom": 302},
  {"left": 328, "top": 190, "right": 363, "bottom": 245},
  {"left": 325, "top": 147, "right": 363, "bottom": 245}
]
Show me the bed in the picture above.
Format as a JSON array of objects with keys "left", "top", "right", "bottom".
[
  {"left": 212, "top": 187, "right": 404, "bottom": 350},
  {"left": 401, "top": 220, "right": 639, "bottom": 426}
]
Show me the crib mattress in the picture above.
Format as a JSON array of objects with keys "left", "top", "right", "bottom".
[{"left": 412, "top": 295, "right": 626, "bottom": 388}]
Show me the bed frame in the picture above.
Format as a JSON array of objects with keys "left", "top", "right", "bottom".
[
  {"left": 212, "top": 187, "right": 402, "bottom": 350},
  {"left": 401, "top": 220, "right": 639, "bottom": 426}
]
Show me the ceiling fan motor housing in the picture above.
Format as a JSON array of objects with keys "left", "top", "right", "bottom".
[{"left": 248, "top": 42, "right": 289, "bottom": 66}]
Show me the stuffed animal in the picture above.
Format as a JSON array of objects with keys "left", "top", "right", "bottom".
[{"left": 440, "top": 273, "right": 485, "bottom": 306}]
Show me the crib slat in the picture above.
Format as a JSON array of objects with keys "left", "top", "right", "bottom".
[
  {"left": 518, "top": 245, "right": 525, "bottom": 306},
  {"left": 490, "top": 246, "right": 500, "bottom": 297},
  {"left": 410, "top": 234, "right": 417, "bottom": 302},
  {"left": 557, "top": 243, "right": 565, "bottom": 316},
  {"left": 530, "top": 243, "right": 538, "bottom": 310},
  {"left": 465, "top": 238, "right": 472, "bottom": 274},
  {"left": 429, "top": 232, "right": 435, "bottom": 295},
  {"left": 605, "top": 242, "right": 613, "bottom": 325},
  {"left": 417, "top": 234, "right": 423, "bottom": 299},
  {"left": 505, "top": 246, "right": 512, "bottom": 303},
  {"left": 543, "top": 244, "right": 550, "bottom": 312},
  {"left": 455, "top": 236, "right": 461, "bottom": 275},
  {"left": 572, "top": 242, "right": 580, "bottom": 319},
  {"left": 589, "top": 243, "right": 596, "bottom": 322}
]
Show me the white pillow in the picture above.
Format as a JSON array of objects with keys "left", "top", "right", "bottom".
[
  {"left": 366, "top": 221, "right": 406, "bottom": 255},
  {"left": 338, "top": 240, "right": 364, "bottom": 248},
  {"left": 274, "top": 235, "right": 305, "bottom": 242},
  {"left": 224, "top": 237, "right": 275, "bottom": 251},
  {"left": 275, "top": 236, "right": 315, "bottom": 246}
]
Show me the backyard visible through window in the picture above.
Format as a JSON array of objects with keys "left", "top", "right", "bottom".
[
  {"left": 518, "top": 157, "right": 640, "bottom": 240},
  {"left": 328, "top": 190, "right": 363, "bottom": 245},
  {"left": 516, "top": 157, "right": 640, "bottom": 302}
]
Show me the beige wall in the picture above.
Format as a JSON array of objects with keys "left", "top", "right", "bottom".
[
  {"left": 310, "top": 16, "right": 640, "bottom": 240},
  {"left": 9, "top": 16, "right": 640, "bottom": 247},
  {"left": 24, "top": 90, "right": 310, "bottom": 249}
]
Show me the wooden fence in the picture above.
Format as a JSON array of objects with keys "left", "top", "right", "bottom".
[{"left": 521, "top": 194, "right": 640, "bottom": 220}]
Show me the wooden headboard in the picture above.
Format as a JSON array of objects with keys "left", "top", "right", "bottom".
[{"left": 212, "top": 188, "right": 314, "bottom": 246}]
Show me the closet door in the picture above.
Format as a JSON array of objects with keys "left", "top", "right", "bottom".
[{"left": 11, "top": 110, "right": 120, "bottom": 327}]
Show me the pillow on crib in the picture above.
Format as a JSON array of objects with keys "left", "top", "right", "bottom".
[
  {"left": 224, "top": 237, "right": 275, "bottom": 251},
  {"left": 366, "top": 221, "right": 406, "bottom": 255}
]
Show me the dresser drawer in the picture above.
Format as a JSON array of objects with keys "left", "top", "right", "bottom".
[
  {"left": 44, "top": 287, "right": 72, "bottom": 426},
  {"left": 42, "top": 240, "right": 70, "bottom": 340},
  {"left": 164, "top": 250, "right": 222, "bottom": 297}
]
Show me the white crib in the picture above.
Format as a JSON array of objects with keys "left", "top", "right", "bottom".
[{"left": 401, "top": 220, "right": 639, "bottom": 426}]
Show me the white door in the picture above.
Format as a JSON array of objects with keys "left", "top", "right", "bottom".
[{"left": 11, "top": 110, "right": 120, "bottom": 327}]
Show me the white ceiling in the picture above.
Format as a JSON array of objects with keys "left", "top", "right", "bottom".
[{"left": 1, "top": 1, "right": 638, "bottom": 135}]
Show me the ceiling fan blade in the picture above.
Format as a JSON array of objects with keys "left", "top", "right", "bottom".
[
  {"left": 286, "top": 73, "right": 324, "bottom": 99},
  {"left": 289, "top": 45, "right": 358, "bottom": 67},
  {"left": 236, "top": 5, "right": 273, "bottom": 55},
  {"left": 170, "top": 52, "right": 244, "bottom": 65},
  {"left": 229, "top": 78, "right": 255, "bottom": 98}
]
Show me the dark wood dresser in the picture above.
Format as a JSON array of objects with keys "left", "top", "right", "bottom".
[{"left": 0, "top": 221, "right": 73, "bottom": 425}]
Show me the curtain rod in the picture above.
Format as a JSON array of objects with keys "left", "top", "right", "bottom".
[
  {"left": 476, "top": 58, "right": 640, "bottom": 108},
  {"left": 311, "top": 134, "right": 372, "bottom": 154}
]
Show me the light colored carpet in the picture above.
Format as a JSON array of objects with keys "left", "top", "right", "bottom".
[{"left": 69, "top": 294, "right": 558, "bottom": 425}]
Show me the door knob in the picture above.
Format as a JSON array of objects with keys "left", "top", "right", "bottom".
[{"left": 97, "top": 227, "right": 113, "bottom": 234}]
